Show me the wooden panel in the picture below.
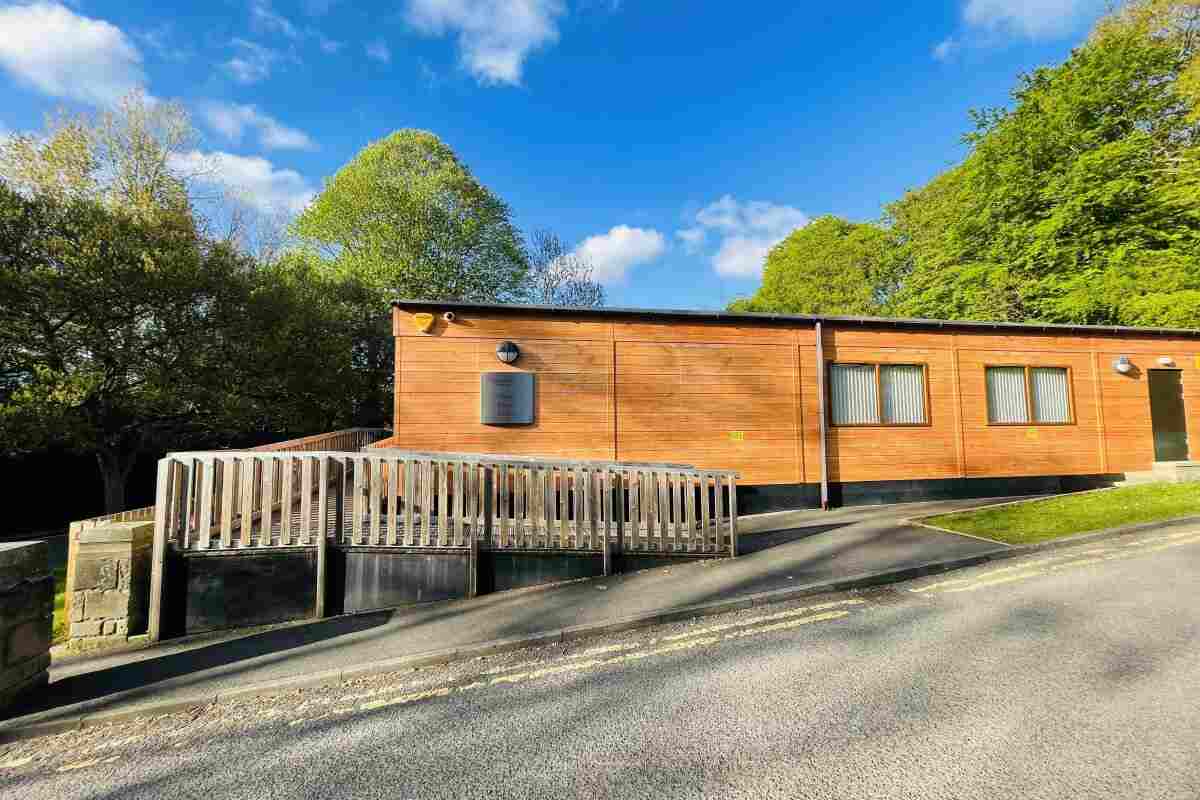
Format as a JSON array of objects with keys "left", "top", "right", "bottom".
[
  {"left": 614, "top": 339, "right": 801, "bottom": 484},
  {"left": 957, "top": 348, "right": 1102, "bottom": 477},
  {"left": 394, "top": 307, "right": 1200, "bottom": 487},
  {"left": 394, "top": 309, "right": 612, "bottom": 341},
  {"left": 613, "top": 319, "right": 799, "bottom": 345}
]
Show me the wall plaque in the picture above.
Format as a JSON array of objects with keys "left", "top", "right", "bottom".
[{"left": 481, "top": 372, "right": 535, "bottom": 425}]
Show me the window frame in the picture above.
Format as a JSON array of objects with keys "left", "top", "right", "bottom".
[
  {"left": 984, "top": 364, "right": 1076, "bottom": 427},
  {"left": 826, "top": 361, "right": 932, "bottom": 428}
]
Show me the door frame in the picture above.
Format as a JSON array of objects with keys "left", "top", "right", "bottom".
[{"left": 1147, "top": 368, "right": 1189, "bottom": 462}]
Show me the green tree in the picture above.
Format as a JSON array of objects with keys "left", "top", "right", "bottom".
[
  {"left": 0, "top": 184, "right": 265, "bottom": 511},
  {"left": 729, "top": 216, "right": 903, "bottom": 315},
  {"left": 0, "top": 90, "right": 196, "bottom": 218},
  {"left": 888, "top": 0, "right": 1200, "bottom": 327},
  {"left": 294, "top": 129, "right": 528, "bottom": 303}
]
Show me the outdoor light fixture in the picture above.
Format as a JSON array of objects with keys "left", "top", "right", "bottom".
[
  {"left": 1158, "top": 356, "right": 1175, "bottom": 366},
  {"left": 495, "top": 340, "right": 521, "bottom": 364},
  {"left": 1113, "top": 355, "right": 1133, "bottom": 374}
]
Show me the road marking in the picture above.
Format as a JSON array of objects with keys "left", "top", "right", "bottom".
[
  {"left": 280, "top": 606, "right": 862, "bottom": 729},
  {"left": 723, "top": 609, "right": 850, "bottom": 636},
  {"left": 659, "top": 599, "right": 863, "bottom": 641},
  {"left": 56, "top": 756, "right": 119, "bottom": 773},
  {"left": 914, "top": 529, "right": 1200, "bottom": 595},
  {"left": 941, "top": 570, "right": 1045, "bottom": 593}
]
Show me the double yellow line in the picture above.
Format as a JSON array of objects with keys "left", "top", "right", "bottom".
[{"left": 911, "top": 528, "right": 1200, "bottom": 596}]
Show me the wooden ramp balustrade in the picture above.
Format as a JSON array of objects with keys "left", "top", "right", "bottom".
[{"left": 146, "top": 447, "right": 739, "bottom": 641}]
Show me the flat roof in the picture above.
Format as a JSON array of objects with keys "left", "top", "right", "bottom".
[{"left": 391, "top": 299, "right": 1200, "bottom": 338}]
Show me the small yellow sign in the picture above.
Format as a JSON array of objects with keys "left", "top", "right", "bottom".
[
  {"left": 411, "top": 312, "right": 435, "bottom": 334},
  {"left": 729, "top": 431, "right": 745, "bottom": 442},
  {"left": 1026, "top": 428, "right": 1039, "bottom": 440}
]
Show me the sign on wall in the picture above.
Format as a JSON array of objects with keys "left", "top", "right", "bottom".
[{"left": 481, "top": 372, "right": 535, "bottom": 425}]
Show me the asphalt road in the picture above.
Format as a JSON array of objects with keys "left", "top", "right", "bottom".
[{"left": 4, "top": 524, "right": 1199, "bottom": 799}]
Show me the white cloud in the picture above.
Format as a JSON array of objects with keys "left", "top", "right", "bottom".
[
  {"left": 200, "top": 102, "right": 316, "bottom": 151},
  {"left": 251, "top": 0, "right": 300, "bottom": 39},
  {"left": 683, "top": 195, "right": 809, "bottom": 278},
  {"left": 0, "top": 2, "right": 146, "bottom": 106},
  {"left": 366, "top": 39, "right": 392, "bottom": 63},
  {"left": 572, "top": 225, "right": 666, "bottom": 283},
  {"left": 170, "top": 150, "right": 316, "bottom": 215},
  {"left": 223, "top": 38, "right": 281, "bottom": 84},
  {"left": 962, "top": 0, "right": 1106, "bottom": 39},
  {"left": 932, "top": 37, "right": 960, "bottom": 61},
  {"left": 403, "top": 0, "right": 565, "bottom": 86},
  {"left": 675, "top": 227, "right": 706, "bottom": 253}
]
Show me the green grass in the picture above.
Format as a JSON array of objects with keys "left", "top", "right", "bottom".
[
  {"left": 926, "top": 483, "right": 1200, "bottom": 545},
  {"left": 47, "top": 536, "right": 69, "bottom": 644}
]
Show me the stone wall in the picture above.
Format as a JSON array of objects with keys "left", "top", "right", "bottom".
[
  {"left": 0, "top": 541, "right": 52, "bottom": 711},
  {"left": 67, "top": 521, "right": 152, "bottom": 650}
]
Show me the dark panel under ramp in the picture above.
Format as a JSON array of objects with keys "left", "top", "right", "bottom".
[
  {"left": 182, "top": 549, "right": 317, "bottom": 635},
  {"left": 480, "top": 550, "right": 604, "bottom": 594},
  {"left": 337, "top": 547, "right": 470, "bottom": 614}
]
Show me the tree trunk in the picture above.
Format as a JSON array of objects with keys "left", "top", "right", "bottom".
[{"left": 96, "top": 447, "right": 137, "bottom": 514}]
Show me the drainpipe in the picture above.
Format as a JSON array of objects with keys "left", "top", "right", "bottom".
[{"left": 815, "top": 320, "right": 829, "bottom": 510}]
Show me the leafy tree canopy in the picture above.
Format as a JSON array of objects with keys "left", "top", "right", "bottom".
[
  {"left": 734, "top": 1, "right": 1200, "bottom": 329},
  {"left": 293, "top": 129, "right": 528, "bottom": 303},
  {"left": 730, "top": 216, "right": 903, "bottom": 316}
]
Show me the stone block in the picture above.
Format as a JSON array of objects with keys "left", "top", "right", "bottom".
[
  {"left": 83, "top": 589, "right": 129, "bottom": 620},
  {"left": 0, "top": 540, "right": 48, "bottom": 589},
  {"left": 70, "top": 592, "right": 85, "bottom": 622},
  {"left": 76, "top": 556, "right": 119, "bottom": 591},
  {"left": 0, "top": 651, "right": 50, "bottom": 686},
  {"left": 71, "top": 619, "right": 103, "bottom": 638},
  {"left": 116, "top": 618, "right": 129, "bottom": 635},
  {"left": 102, "top": 620, "right": 117, "bottom": 635},
  {"left": 117, "top": 558, "right": 132, "bottom": 592},
  {"left": 6, "top": 617, "right": 51, "bottom": 664},
  {"left": 0, "top": 576, "right": 51, "bottom": 620}
]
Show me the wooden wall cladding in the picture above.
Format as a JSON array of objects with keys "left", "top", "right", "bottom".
[
  {"left": 614, "top": 340, "right": 800, "bottom": 485},
  {"left": 394, "top": 309, "right": 1200, "bottom": 485}
]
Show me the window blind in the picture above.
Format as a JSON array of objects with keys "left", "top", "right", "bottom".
[
  {"left": 830, "top": 364, "right": 879, "bottom": 425},
  {"left": 986, "top": 367, "right": 1029, "bottom": 423}
]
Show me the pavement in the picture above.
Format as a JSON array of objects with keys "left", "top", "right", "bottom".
[
  {"left": 2, "top": 518, "right": 1198, "bottom": 798},
  {"left": 1, "top": 497, "right": 1047, "bottom": 732}
]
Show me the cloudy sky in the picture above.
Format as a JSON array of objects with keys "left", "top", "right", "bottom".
[{"left": 0, "top": 0, "right": 1109, "bottom": 308}]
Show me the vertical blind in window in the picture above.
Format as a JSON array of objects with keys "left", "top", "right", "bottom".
[
  {"left": 986, "top": 366, "right": 1072, "bottom": 424},
  {"left": 830, "top": 364, "right": 927, "bottom": 425},
  {"left": 881, "top": 365, "right": 926, "bottom": 424},
  {"left": 986, "top": 367, "right": 1029, "bottom": 423},
  {"left": 830, "top": 364, "right": 879, "bottom": 424},
  {"left": 1030, "top": 367, "right": 1071, "bottom": 423}
]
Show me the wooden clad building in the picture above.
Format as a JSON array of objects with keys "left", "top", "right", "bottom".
[{"left": 390, "top": 301, "right": 1200, "bottom": 512}]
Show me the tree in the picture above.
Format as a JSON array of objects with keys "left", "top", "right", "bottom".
[
  {"left": 886, "top": 0, "right": 1200, "bottom": 327},
  {"left": 293, "top": 129, "right": 528, "bottom": 303},
  {"left": 728, "top": 216, "right": 903, "bottom": 315},
  {"left": 0, "top": 89, "right": 197, "bottom": 219},
  {"left": 523, "top": 230, "right": 605, "bottom": 307},
  {"left": 0, "top": 184, "right": 263, "bottom": 512}
]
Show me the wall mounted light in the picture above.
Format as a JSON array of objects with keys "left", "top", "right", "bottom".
[
  {"left": 1158, "top": 356, "right": 1175, "bottom": 367},
  {"left": 1113, "top": 355, "right": 1133, "bottom": 374},
  {"left": 495, "top": 340, "right": 520, "bottom": 365}
]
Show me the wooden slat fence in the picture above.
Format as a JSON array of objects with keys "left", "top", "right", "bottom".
[{"left": 151, "top": 450, "right": 739, "bottom": 556}]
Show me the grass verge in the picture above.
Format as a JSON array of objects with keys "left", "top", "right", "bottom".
[
  {"left": 926, "top": 483, "right": 1200, "bottom": 545},
  {"left": 47, "top": 536, "right": 68, "bottom": 643}
]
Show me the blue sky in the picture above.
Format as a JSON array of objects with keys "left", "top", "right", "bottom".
[{"left": 0, "top": 0, "right": 1111, "bottom": 309}]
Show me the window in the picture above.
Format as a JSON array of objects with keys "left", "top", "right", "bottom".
[
  {"left": 985, "top": 366, "right": 1072, "bottom": 424},
  {"left": 829, "top": 363, "right": 928, "bottom": 426}
]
